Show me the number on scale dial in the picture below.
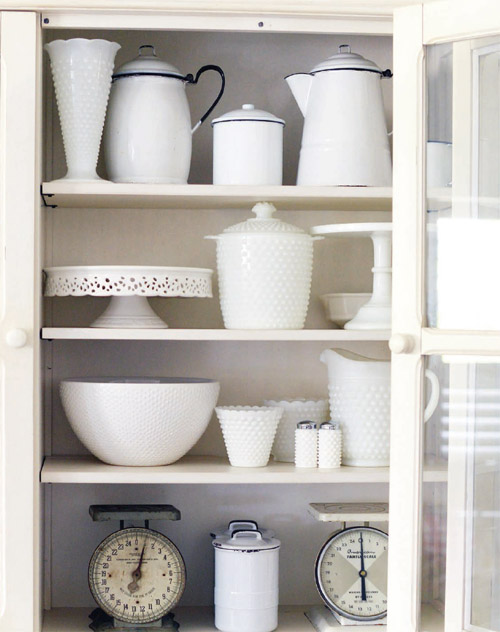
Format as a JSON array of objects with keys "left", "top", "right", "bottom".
[
  {"left": 88, "top": 527, "right": 186, "bottom": 625},
  {"left": 315, "top": 526, "right": 388, "bottom": 622}
]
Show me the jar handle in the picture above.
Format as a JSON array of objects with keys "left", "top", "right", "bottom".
[
  {"left": 424, "top": 368, "right": 440, "bottom": 423},
  {"left": 186, "top": 65, "right": 226, "bottom": 134},
  {"left": 230, "top": 529, "right": 263, "bottom": 541},
  {"left": 227, "top": 520, "right": 259, "bottom": 533}
]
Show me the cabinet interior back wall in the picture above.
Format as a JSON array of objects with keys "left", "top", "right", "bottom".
[{"left": 40, "top": 23, "right": 394, "bottom": 617}]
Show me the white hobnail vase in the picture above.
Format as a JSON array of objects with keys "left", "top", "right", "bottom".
[
  {"left": 45, "top": 38, "right": 120, "bottom": 181},
  {"left": 215, "top": 406, "right": 283, "bottom": 467},
  {"left": 263, "top": 398, "right": 329, "bottom": 462}
]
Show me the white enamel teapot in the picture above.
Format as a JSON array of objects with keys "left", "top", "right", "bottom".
[
  {"left": 104, "top": 45, "right": 225, "bottom": 183},
  {"left": 286, "top": 45, "right": 392, "bottom": 186}
]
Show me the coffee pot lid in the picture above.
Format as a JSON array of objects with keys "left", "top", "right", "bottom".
[
  {"left": 221, "top": 202, "right": 305, "bottom": 235},
  {"left": 113, "top": 44, "right": 184, "bottom": 78},
  {"left": 310, "top": 44, "right": 387, "bottom": 75},
  {"left": 212, "top": 103, "right": 285, "bottom": 126}
]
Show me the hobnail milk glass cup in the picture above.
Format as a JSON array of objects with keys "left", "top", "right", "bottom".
[
  {"left": 45, "top": 38, "right": 120, "bottom": 181},
  {"left": 215, "top": 406, "right": 283, "bottom": 467}
]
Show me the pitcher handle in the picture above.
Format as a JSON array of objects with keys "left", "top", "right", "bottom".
[
  {"left": 424, "top": 369, "right": 440, "bottom": 423},
  {"left": 186, "top": 64, "right": 225, "bottom": 133}
]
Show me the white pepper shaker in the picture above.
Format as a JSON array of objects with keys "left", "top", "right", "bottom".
[
  {"left": 295, "top": 421, "right": 318, "bottom": 468},
  {"left": 318, "top": 421, "right": 342, "bottom": 468}
]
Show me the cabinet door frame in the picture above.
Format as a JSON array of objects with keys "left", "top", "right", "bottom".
[
  {"left": 0, "top": 11, "right": 41, "bottom": 632},
  {"left": 389, "top": 2, "right": 500, "bottom": 632}
]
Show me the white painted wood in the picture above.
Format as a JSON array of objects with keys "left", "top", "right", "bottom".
[
  {"left": 41, "top": 604, "right": 445, "bottom": 632},
  {"left": 41, "top": 183, "right": 393, "bottom": 212},
  {"left": 0, "top": 11, "right": 40, "bottom": 632},
  {"left": 41, "top": 327, "right": 391, "bottom": 341},
  {"left": 424, "top": 0, "right": 500, "bottom": 45},
  {"left": 386, "top": 5, "right": 426, "bottom": 632},
  {"left": 41, "top": 456, "right": 447, "bottom": 484},
  {"left": 42, "top": 11, "right": 393, "bottom": 34},
  {"left": 443, "top": 365, "right": 471, "bottom": 632},
  {"left": 422, "top": 329, "right": 500, "bottom": 356}
]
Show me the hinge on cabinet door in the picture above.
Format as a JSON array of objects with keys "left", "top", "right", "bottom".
[{"left": 40, "top": 185, "right": 57, "bottom": 208}]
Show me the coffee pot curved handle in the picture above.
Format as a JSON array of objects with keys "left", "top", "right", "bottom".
[
  {"left": 186, "top": 64, "right": 226, "bottom": 133},
  {"left": 424, "top": 368, "right": 440, "bottom": 423}
]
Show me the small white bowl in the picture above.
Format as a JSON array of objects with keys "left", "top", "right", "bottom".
[
  {"left": 215, "top": 406, "right": 283, "bottom": 467},
  {"left": 320, "top": 292, "right": 371, "bottom": 328},
  {"left": 60, "top": 377, "right": 220, "bottom": 466}
]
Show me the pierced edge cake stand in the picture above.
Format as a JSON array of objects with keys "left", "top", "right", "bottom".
[
  {"left": 44, "top": 266, "right": 213, "bottom": 328},
  {"left": 310, "top": 223, "right": 392, "bottom": 331}
]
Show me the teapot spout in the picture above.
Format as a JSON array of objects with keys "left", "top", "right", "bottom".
[{"left": 285, "top": 73, "right": 313, "bottom": 117}]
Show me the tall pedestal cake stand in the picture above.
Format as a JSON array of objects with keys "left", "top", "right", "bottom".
[
  {"left": 44, "top": 265, "right": 213, "bottom": 328},
  {"left": 310, "top": 223, "right": 392, "bottom": 331}
]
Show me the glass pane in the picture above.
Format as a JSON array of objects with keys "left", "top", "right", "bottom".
[
  {"left": 421, "top": 356, "right": 500, "bottom": 631},
  {"left": 426, "top": 37, "right": 500, "bottom": 329}
]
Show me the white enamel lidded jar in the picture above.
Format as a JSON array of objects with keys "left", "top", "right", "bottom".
[
  {"left": 44, "top": 38, "right": 121, "bottom": 181},
  {"left": 212, "top": 104, "right": 285, "bottom": 185},
  {"left": 212, "top": 530, "right": 280, "bottom": 632},
  {"left": 206, "top": 202, "right": 320, "bottom": 329},
  {"left": 286, "top": 44, "right": 392, "bottom": 186},
  {"left": 104, "top": 45, "right": 225, "bottom": 183}
]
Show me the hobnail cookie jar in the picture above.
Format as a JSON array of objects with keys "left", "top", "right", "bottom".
[
  {"left": 215, "top": 406, "right": 283, "bottom": 467},
  {"left": 206, "top": 202, "right": 321, "bottom": 329},
  {"left": 264, "top": 398, "right": 329, "bottom": 462}
]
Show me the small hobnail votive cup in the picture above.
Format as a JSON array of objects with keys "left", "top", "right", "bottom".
[{"left": 215, "top": 406, "right": 283, "bottom": 467}]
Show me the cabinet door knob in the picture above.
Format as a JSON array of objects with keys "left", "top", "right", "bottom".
[
  {"left": 389, "top": 333, "right": 414, "bottom": 354},
  {"left": 6, "top": 328, "right": 28, "bottom": 348}
]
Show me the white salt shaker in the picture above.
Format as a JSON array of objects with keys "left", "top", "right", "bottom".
[
  {"left": 295, "top": 421, "right": 318, "bottom": 468},
  {"left": 318, "top": 421, "right": 342, "bottom": 468}
]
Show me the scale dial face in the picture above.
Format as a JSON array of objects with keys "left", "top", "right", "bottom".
[
  {"left": 88, "top": 527, "right": 186, "bottom": 625},
  {"left": 315, "top": 526, "right": 388, "bottom": 622}
]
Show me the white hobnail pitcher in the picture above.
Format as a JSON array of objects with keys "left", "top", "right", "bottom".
[
  {"left": 320, "top": 349, "right": 439, "bottom": 467},
  {"left": 45, "top": 38, "right": 120, "bottom": 181}
]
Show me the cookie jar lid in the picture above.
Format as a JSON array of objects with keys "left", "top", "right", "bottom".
[{"left": 221, "top": 202, "right": 306, "bottom": 235}]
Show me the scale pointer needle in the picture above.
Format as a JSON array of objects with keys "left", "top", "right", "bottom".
[{"left": 359, "top": 533, "right": 367, "bottom": 602}]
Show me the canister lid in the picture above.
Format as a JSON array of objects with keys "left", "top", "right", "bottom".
[
  {"left": 319, "top": 421, "right": 340, "bottom": 431},
  {"left": 210, "top": 520, "right": 275, "bottom": 539},
  {"left": 297, "top": 420, "right": 317, "bottom": 430},
  {"left": 212, "top": 103, "right": 285, "bottom": 126},
  {"left": 220, "top": 202, "right": 306, "bottom": 235},
  {"left": 309, "top": 44, "right": 388, "bottom": 75},
  {"left": 213, "top": 529, "right": 281, "bottom": 551},
  {"left": 113, "top": 44, "right": 184, "bottom": 79}
]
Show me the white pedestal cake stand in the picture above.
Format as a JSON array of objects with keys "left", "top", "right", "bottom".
[
  {"left": 310, "top": 223, "right": 392, "bottom": 331},
  {"left": 44, "top": 266, "right": 213, "bottom": 328}
]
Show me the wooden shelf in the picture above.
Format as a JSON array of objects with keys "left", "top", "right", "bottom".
[
  {"left": 42, "top": 604, "right": 443, "bottom": 631},
  {"left": 41, "top": 182, "right": 392, "bottom": 212},
  {"left": 41, "top": 456, "right": 448, "bottom": 485},
  {"left": 41, "top": 328, "right": 391, "bottom": 342}
]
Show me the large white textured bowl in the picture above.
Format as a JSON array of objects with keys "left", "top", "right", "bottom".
[
  {"left": 60, "top": 378, "right": 220, "bottom": 466},
  {"left": 264, "top": 398, "right": 329, "bottom": 462},
  {"left": 215, "top": 406, "right": 283, "bottom": 467}
]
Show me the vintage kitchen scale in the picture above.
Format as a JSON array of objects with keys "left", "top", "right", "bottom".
[
  {"left": 307, "top": 503, "right": 389, "bottom": 629},
  {"left": 88, "top": 505, "right": 186, "bottom": 632}
]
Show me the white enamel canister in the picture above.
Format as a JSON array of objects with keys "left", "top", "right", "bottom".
[
  {"left": 103, "top": 45, "right": 224, "bottom": 183},
  {"left": 320, "top": 349, "right": 440, "bottom": 466},
  {"left": 286, "top": 45, "right": 392, "bottom": 186},
  {"left": 212, "top": 104, "right": 285, "bottom": 185},
  {"left": 213, "top": 530, "right": 280, "bottom": 632},
  {"left": 205, "top": 202, "right": 320, "bottom": 329}
]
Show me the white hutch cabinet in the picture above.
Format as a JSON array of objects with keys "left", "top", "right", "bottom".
[{"left": 1, "top": 1, "right": 499, "bottom": 631}]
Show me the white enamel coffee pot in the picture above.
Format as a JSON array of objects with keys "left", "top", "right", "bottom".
[
  {"left": 320, "top": 349, "right": 440, "bottom": 466},
  {"left": 104, "top": 45, "right": 225, "bottom": 183},
  {"left": 286, "top": 45, "right": 392, "bottom": 186}
]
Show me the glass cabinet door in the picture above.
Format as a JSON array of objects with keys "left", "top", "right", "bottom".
[{"left": 389, "top": 2, "right": 500, "bottom": 632}]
